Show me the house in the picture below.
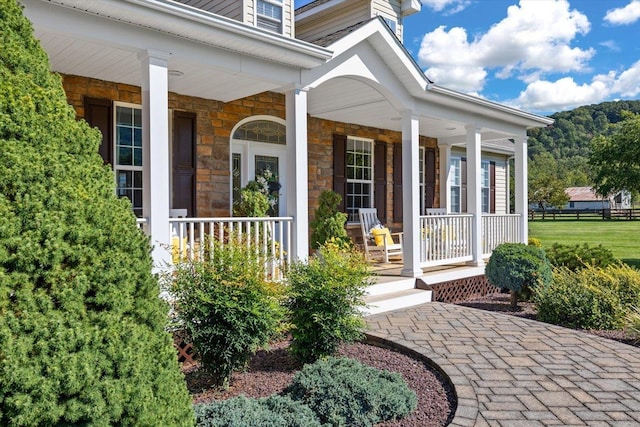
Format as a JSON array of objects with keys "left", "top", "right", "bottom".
[
  {"left": 565, "top": 187, "right": 631, "bottom": 210},
  {"left": 22, "top": 0, "right": 553, "bottom": 278}
]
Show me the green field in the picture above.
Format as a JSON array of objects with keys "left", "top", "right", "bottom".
[{"left": 529, "top": 219, "right": 640, "bottom": 268}]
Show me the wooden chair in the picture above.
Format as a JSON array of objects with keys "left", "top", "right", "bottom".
[{"left": 358, "top": 208, "right": 403, "bottom": 263}]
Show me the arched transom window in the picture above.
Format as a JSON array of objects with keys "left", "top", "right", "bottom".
[{"left": 232, "top": 120, "right": 286, "bottom": 145}]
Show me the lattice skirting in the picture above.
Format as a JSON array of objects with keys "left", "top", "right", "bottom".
[
  {"left": 173, "top": 331, "right": 195, "bottom": 368},
  {"left": 423, "top": 275, "right": 499, "bottom": 303}
]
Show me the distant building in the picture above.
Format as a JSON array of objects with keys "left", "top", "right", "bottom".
[{"left": 564, "top": 187, "right": 631, "bottom": 210}]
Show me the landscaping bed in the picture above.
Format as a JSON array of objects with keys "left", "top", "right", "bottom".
[{"left": 185, "top": 339, "right": 456, "bottom": 427}]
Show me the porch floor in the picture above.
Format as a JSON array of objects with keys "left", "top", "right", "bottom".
[{"left": 369, "top": 260, "right": 487, "bottom": 285}]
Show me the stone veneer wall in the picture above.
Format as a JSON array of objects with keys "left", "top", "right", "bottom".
[{"left": 61, "top": 74, "right": 439, "bottom": 231}]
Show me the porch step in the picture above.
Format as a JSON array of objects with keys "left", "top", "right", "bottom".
[
  {"left": 363, "top": 288, "right": 433, "bottom": 316},
  {"left": 363, "top": 275, "right": 432, "bottom": 315}
]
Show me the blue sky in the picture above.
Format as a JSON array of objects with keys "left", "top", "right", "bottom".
[{"left": 295, "top": 0, "right": 640, "bottom": 115}]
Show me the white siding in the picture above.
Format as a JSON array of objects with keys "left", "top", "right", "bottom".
[
  {"left": 494, "top": 159, "right": 507, "bottom": 214},
  {"left": 296, "top": 0, "right": 370, "bottom": 43},
  {"left": 371, "top": 0, "right": 403, "bottom": 41}
]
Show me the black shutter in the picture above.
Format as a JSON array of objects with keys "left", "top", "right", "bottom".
[
  {"left": 332, "top": 134, "right": 347, "bottom": 212},
  {"left": 173, "top": 111, "right": 197, "bottom": 217},
  {"left": 393, "top": 144, "right": 403, "bottom": 222},
  {"left": 374, "top": 141, "right": 387, "bottom": 224},
  {"left": 490, "top": 161, "right": 496, "bottom": 214},
  {"left": 461, "top": 157, "right": 467, "bottom": 213},
  {"left": 84, "top": 97, "right": 112, "bottom": 165},
  {"left": 425, "top": 147, "right": 436, "bottom": 209}
]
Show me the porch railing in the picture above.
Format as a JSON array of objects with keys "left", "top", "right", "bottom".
[
  {"left": 169, "top": 217, "right": 293, "bottom": 281},
  {"left": 419, "top": 214, "right": 473, "bottom": 267},
  {"left": 482, "top": 214, "right": 521, "bottom": 256}
]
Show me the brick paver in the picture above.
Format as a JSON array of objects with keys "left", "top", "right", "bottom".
[{"left": 366, "top": 303, "right": 640, "bottom": 426}]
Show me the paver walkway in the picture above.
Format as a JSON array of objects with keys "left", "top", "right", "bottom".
[{"left": 366, "top": 303, "right": 640, "bottom": 426}]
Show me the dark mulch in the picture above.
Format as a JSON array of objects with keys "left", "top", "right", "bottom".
[
  {"left": 185, "top": 339, "right": 456, "bottom": 427},
  {"left": 457, "top": 291, "right": 640, "bottom": 348}
]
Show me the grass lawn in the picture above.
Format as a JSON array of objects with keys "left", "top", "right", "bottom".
[{"left": 529, "top": 219, "right": 640, "bottom": 268}]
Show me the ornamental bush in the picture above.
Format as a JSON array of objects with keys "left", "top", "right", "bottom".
[
  {"left": 309, "top": 190, "right": 351, "bottom": 250},
  {"left": 194, "top": 395, "right": 322, "bottom": 427},
  {"left": 545, "top": 242, "right": 617, "bottom": 271},
  {"left": 285, "top": 357, "right": 417, "bottom": 427},
  {"left": 169, "top": 240, "right": 285, "bottom": 386},
  {"left": 485, "top": 243, "right": 552, "bottom": 309},
  {"left": 286, "top": 243, "right": 370, "bottom": 363},
  {"left": 0, "top": 1, "right": 193, "bottom": 425}
]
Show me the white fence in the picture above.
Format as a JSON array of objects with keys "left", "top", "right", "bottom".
[
  {"left": 482, "top": 214, "right": 521, "bottom": 256},
  {"left": 169, "top": 217, "right": 293, "bottom": 281},
  {"left": 419, "top": 214, "right": 473, "bottom": 267}
]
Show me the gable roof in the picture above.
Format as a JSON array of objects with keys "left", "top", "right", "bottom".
[{"left": 565, "top": 187, "right": 605, "bottom": 202}]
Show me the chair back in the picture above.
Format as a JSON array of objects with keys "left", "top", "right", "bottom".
[
  {"left": 426, "top": 208, "right": 447, "bottom": 215},
  {"left": 358, "top": 208, "right": 380, "bottom": 239}
]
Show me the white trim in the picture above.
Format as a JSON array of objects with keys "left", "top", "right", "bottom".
[{"left": 346, "top": 136, "right": 375, "bottom": 223}]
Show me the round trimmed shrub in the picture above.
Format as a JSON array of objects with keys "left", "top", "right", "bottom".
[
  {"left": 194, "top": 395, "right": 322, "bottom": 427},
  {"left": 170, "top": 240, "right": 285, "bottom": 386},
  {"left": 485, "top": 243, "right": 552, "bottom": 309},
  {"left": 285, "top": 357, "right": 417, "bottom": 427},
  {"left": 0, "top": 1, "right": 193, "bottom": 425}
]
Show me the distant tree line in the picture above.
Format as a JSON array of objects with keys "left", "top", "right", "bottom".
[{"left": 525, "top": 100, "right": 640, "bottom": 210}]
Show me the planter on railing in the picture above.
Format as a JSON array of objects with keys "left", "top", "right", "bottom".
[{"left": 169, "top": 216, "right": 293, "bottom": 282}]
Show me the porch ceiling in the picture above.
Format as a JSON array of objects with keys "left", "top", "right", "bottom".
[{"left": 24, "top": 0, "right": 330, "bottom": 103}]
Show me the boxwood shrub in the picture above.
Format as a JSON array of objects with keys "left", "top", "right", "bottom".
[
  {"left": 285, "top": 357, "right": 417, "bottom": 427},
  {"left": 194, "top": 395, "right": 322, "bottom": 427}
]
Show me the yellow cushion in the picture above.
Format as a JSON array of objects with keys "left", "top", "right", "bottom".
[
  {"left": 371, "top": 227, "right": 395, "bottom": 247},
  {"left": 172, "top": 236, "right": 188, "bottom": 263}
]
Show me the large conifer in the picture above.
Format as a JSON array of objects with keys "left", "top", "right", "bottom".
[{"left": 0, "top": 1, "right": 193, "bottom": 425}]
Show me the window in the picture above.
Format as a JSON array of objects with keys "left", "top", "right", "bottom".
[
  {"left": 449, "top": 157, "right": 461, "bottom": 213},
  {"left": 346, "top": 137, "right": 373, "bottom": 222},
  {"left": 115, "top": 103, "right": 143, "bottom": 217},
  {"left": 481, "top": 160, "right": 490, "bottom": 213},
  {"left": 257, "top": 0, "right": 283, "bottom": 33}
]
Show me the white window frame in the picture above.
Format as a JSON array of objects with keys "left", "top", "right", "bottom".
[
  {"left": 114, "top": 101, "right": 143, "bottom": 217},
  {"left": 256, "top": 0, "right": 283, "bottom": 34},
  {"left": 346, "top": 136, "right": 374, "bottom": 223},
  {"left": 419, "top": 146, "right": 427, "bottom": 215},
  {"left": 481, "top": 160, "right": 490, "bottom": 213},
  {"left": 449, "top": 157, "right": 461, "bottom": 213}
]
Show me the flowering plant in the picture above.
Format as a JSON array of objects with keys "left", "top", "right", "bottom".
[{"left": 255, "top": 168, "right": 281, "bottom": 209}]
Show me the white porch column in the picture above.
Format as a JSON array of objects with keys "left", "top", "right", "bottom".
[
  {"left": 514, "top": 135, "right": 528, "bottom": 243},
  {"left": 401, "top": 112, "right": 422, "bottom": 277},
  {"left": 285, "top": 87, "right": 309, "bottom": 261},
  {"left": 439, "top": 144, "right": 452, "bottom": 211},
  {"left": 465, "top": 125, "right": 483, "bottom": 266},
  {"left": 139, "top": 50, "right": 171, "bottom": 270}
]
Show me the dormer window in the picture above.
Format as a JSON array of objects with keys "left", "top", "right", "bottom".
[{"left": 257, "top": 0, "right": 283, "bottom": 34}]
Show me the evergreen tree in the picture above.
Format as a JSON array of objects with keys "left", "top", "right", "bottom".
[{"left": 0, "top": 1, "right": 193, "bottom": 425}]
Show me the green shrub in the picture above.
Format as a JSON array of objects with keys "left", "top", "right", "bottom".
[
  {"left": 194, "top": 395, "right": 322, "bottom": 427},
  {"left": 604, "top": 263, "right": 640, "bottom": 309},
  {"left": 233, "top": 183, "right": 270, "bottom": 217},
  {"left": 535, "top": 267, "right": 623, "bottom": 329},
  {"left": 286, "top": 243, "right": 370, "bottom": 362},
  {"left": 169, "top": 241, "right": 285, "bottom": 386},
  {"left": 626, "top": 306, "right": 640, "bottom": 340},
  {"left": 310, "top": 190, "right": 351, "bottom": 250},
  {"left": 485, "top": 243, "right": 552, "bottom": 308},
  {"left": 0, "top": 1, "right": 193, "bottom": 425},
  {"left": 285, "top": 357, "right": 417, "bottom": 427},
  {"left": 545, "top": 242, "right": 617, "bottom": 271}
]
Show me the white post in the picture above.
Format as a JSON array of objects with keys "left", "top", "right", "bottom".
[
  {"left": 514, "top": 135, "right": 528, "bottom": 243},
  {"left": 286, "top": 87, "right": 309, "bottom": 261},
  {"left": 465, "top": 125, "right": 483, "bottom": 266},
  {"left": 439, "top": 144, "right": 451, "bottom": 212},
  {"left": 139, "top": 50, "right": 171, "bottom": 270},
  {"left": 401, "top": 112, "right": 422, "bottom": 277}
]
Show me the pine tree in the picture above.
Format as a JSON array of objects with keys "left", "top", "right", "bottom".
[{"left": 0, "top": 1, "right": 193, "bottom": 425}]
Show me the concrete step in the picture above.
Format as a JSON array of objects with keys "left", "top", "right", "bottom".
[
  {"left": 363, "top": 288, "right": 433, "bottom": 316},
  {"left": 366, "top": 276, "right": 416, "bottom": 296}
]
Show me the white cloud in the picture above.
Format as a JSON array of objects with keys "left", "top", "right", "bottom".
[
  {"left": 599, "top": 40, "right": 621, "bottom": 52},
  {"left": 510, "top": 60, "right": 640, "bottom": 112},
  {"left": 604, "top": 0, "right": 640, "bottom": 25},
  {"left": 418, "top": 0, "right": 594, "bottom": 92},
  {"left": 421, "top": 0, "right": 471, "bottom": 14},
  {"left": 425, "top": 65, "right": 488, "bottom": 92}
]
